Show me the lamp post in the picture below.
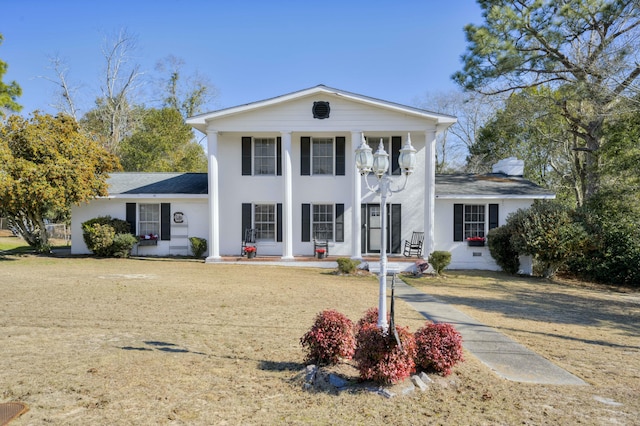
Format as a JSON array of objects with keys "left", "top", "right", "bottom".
[{"left": 356, "top": 133, "right": 417, "bottom": 331}]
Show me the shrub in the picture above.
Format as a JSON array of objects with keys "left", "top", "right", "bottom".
[
  {"left": 336, "top": 257, "right": 360, "bottom": 274},
  {"left": 428, "top": 251, "right": 451, "bottom": 275},
  {"left": 414, "top": 322, "right": 464, "bottom": 376},
  {"left": 355, "top": 307, "right": 389, "bottom": 332},
  {"left": 568, "top": 192, "right": 640, "bottom": 287},
  {"left": 111, "top": 233, "right": 138, "bottom": 258},
  {"left": 189, "top": 237, "right": 208, "bottom": 258},
  {"left": 83, "top": 223, "right": 116, "bottom": 257},
  {"left": 300, "top": 310, "right": 356, "bottom": 366},
  {"left": 487, "top": 225, "right": 520, "bottom": 274},
  {"left": 507, "top": 201, "right": 588, "bottom": 278},
  {"left": 82, "top": 216, "right": 133, "bottom": 257},
  {"left": 353, "top": 323, "right": 416, "bottom": 385}
]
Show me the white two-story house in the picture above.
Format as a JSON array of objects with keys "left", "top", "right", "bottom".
[{"left": 71, "top": 85, "right": 554, "bottom": 270}]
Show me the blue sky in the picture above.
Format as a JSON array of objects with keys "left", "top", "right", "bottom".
[{"left": 2, "top": 0, "right": 483, "bottom": 117}]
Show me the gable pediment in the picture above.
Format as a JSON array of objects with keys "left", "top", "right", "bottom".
[{"left": 187, "top": 85, "right": 456, "bottom": 133}]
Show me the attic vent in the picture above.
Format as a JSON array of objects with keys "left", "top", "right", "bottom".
[{"left": 312, "top": 101, "right": 330, "bottom": 119}]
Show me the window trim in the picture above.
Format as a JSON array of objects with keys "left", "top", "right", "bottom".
[
  {"left": 139, "top": 203, "right": 161, "bottom": 238},
  {"left": 311, "top": 137, "right": 334, "bottom": 176},
  {"left": 253, "top": 137, "right": 277, "bottom": 176}
]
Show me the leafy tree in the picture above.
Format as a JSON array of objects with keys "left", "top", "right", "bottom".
[
  {"left": 471, "top": 87, "right": 590, "bottom": 204},
  {"left": 453, "top": 0, "right": 640, "bottom": 200},
  {"left": 600, "top": 96, "right": 640, "bottom": 190},
  {"left": 0, "top": 34, "right": 22, "bottom": 117},
  {"left": 0, "top": 113, "right": 120, "bottom": 252},
  {"left": 119, "top": 107, "right": 207, "bottom": 172}
]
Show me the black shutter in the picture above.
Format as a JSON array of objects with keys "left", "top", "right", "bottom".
[
  {"left": 161, "top": 203, "right": 171, "bottom": 241},
  {"left": 301, "top": 137, "right": 311, "bottom": 176},
  {"left": 335, "top": 204, "right": 344, "bottom": 242},
  {"left": 489, "top": 204, "right": 499, "bottom": 230},
  {"left": 277, "top": 203, "right": 283, "bottom": 242},
  {"left": 126, "top": 203, "right": 136, "bottom": 235},
  {"left": 391, "top": 136, "right": 401, "bottom": 175},
  {"left": 454, "top": 204, "right": 464, "bottom": 241},
  {"left": 276, "top": 137, "right": 282, "bottom": 176},
  {"left": 302, "top": 204, "right": 311, "bottom": 242},
  {"left": 242, "top": 136, "right": 252, "bottom": 175},
  {"left": 242, "top": 203, "right": 252, "bottom": 239},
  {"left": 335, "top": 136, "right": 345, "bottom": 176},
  {"left": 391, "top": 204, "right": 401, "bottom": 253}
]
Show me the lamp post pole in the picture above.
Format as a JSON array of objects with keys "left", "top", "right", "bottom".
[
  {"left": 356, "top": 134, "right": 416, "bottom": 332},
  {"left": 377, "top": 177, "right": 390, "bottom": 330}
]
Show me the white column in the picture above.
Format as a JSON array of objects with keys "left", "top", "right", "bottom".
[
  {"left": 423, "top": 130, "right": 437, "bottom": 260},
  {"left": 205, "top": 128, "right": 221, "bottom": 262},
  {"left": 281, "top": 131, "right": 294, "bottom": 260},
  {"left": 351, "top": 131, "right": 363, "bottom": 260}
]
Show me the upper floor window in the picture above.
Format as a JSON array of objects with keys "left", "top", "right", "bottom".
[
  {"left": 242, "top": 136, "right": 281, "bottom": 176},
  {"left": 365, "top": 136, "right": 402, "bottom": 176},
  {"left": 300, "top": 136, "right": 345, "bottom": 176},
  {"left": 254, "top": 138, "right": 276, "bottom": 175},
  {"left": 312, "top": 138, "right": 334, "bottom": 175}
]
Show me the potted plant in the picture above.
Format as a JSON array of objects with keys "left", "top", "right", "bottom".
[
  {"left": 466, "top": 236, "right": 485, "bottom": 247},
  {"left": 245, "top": 245, "right": 257, "bottom": 258},
  {"left": 315, "top": 248, "right": 326, "bottom": 259}
]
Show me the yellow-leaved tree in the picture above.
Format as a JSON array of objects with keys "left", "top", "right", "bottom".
[{"left": 0, "top": 112, "right": 120, "bottom": 252}]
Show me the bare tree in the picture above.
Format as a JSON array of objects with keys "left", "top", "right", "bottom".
[
  {"left": 40, "top": 55, "right": 80, "bottom": 119},
  {"left": 414, "top": 90, "right": 502, "bottom": 172},
  {"left": 96, "top": 28, "right": 144, "bottom": 153}
]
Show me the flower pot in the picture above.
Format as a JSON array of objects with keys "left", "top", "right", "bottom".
[
  {"left": 317, "top": 252, "right": 325, "bottom": 259},
  {"left": 467, "top": 240, "right": 485, "bottom": 247},
  {"left": 247, "top": 251, "right": 256, "bottom": 259}
]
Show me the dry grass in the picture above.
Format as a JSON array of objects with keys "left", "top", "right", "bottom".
[{"left": 0, "top": 254, "right": 638, "bottom": 425}]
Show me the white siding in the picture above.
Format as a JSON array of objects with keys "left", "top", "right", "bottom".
[
  {"left": 71, "top": 198, "right": 208, "bottom": 256},
  {"left": 434, "top": 198, "right": 535, "bottom": 270}
]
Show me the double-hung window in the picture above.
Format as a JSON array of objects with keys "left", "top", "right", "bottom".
[
  {"left": 139, "top": 204, "right": 160, "bottom": 237},
  {"left": 254, "top": 138, "right": 276, "bottom": 175},
  {"left": 254, "top": 204, "right": 275, "bottom": 241},
  {"left": 312, "top": 138, "right": 333, "bottom": 175},
  {"left": 301, "top": 203, "right": 345, "bottom": 242},
  {"left": 312, "top": 204, "right": 334, "bottom": 240},
  {"left": 453, "top": 203, "right": 499, "bottom": 241},
  {"left": 242, "top": 136, "right": 281, "bottom": 176},
  {"left": 464, "top": 205, "right": 485, "bottom": 239},
  {"left": 300, "top": 136, "right": 345, "bottom": 176}
]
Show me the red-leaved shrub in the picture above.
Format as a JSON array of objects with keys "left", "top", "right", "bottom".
[
  {"left": 414, "top": 322, "right": 464, "bottom": 376},
  {"left": 300, "top": 310, "right": 356, "bottom": 365},
  {"left": 355, "top": 307, "right": 389, "bottom": 332},
  {"left": 353, "top": 323, "right": 417, "bottom": 384}
]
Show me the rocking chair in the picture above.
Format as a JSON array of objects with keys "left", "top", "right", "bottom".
[
  {"left": 313, "top": 230, "right": 331, "bottom": 258},
  {"left": 241, "top": 228, "right": 257, "bottom": 256},
  {"left": 403, "top": 231, "right": 424, "bottom": 257}
]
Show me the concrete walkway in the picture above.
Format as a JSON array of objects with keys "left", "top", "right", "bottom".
[{"left": 391, "top": 277, "right": 587, "bottom": 385}]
